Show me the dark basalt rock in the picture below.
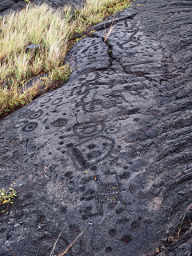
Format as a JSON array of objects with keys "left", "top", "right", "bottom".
[
  {"left": 0, "top": 0, "right": 192, "bottom": 255},
  {"left": 0, "top": 0, "right": 85, "bottom": 16}
]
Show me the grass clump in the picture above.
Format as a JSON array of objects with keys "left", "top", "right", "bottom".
[
  {"left": 0, "top": 188, "right": 17, "bottom": 214},
  {"left": 0, "top": 0, "right": 131, "bottom": 118}
]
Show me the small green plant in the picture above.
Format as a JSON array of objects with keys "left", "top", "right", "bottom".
[
  {"left": 0, "top": 188, "right": 17, "bottom": 213},
  {"left": 24, "top": 0, "right": 31, "bottom": 3}
]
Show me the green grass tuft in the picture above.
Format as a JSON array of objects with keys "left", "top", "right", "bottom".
[{"left": 0, "top": 188, "right": 17, "bottom": 214}]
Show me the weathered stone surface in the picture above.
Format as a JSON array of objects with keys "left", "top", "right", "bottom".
[
  {"left": 0, "top": 0, "right": 15, "bottom": 12},
  {"left": 0, "top": 0, "right": 84, "bottom": 16},
  {"left": 0, "top": 0, "right": 192, "bottom": 255}
]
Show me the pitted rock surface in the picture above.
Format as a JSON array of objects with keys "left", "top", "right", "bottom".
[{"left": 0, "top": 0, "right": 192, "bottom": 255}]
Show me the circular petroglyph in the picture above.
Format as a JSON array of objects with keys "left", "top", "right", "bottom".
[
  {"left": 39, "top": 95, "right": 52, "bottom": 105},
  {"left": 51, "top": 118, "right": 68, "bottom": 127},
  {"left": 104, "top": 123, "right": 121, "bottom": 134},
  {"left": 29, "top": 109, "right": 43, "bottom": 119},
  {"left": 22, "top": 122, "right": 38, "bottom": 132},
  {"left": 51, "top": 97, "right": 63, "bottom": 106},
  {"left": 73, "top": 121, "right": 105, "bottom": 138}
]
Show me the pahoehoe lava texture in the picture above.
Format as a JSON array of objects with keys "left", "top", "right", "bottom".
[
  {"left": 0, "top": 0, "right": 84, "bottom": 15},
  {"left": 0, "top": 0, "right": 192, "bottom": 255}
]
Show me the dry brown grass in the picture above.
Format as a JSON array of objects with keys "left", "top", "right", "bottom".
[{"left": 0, "top": 0, "right": 131, "bottom": 118}]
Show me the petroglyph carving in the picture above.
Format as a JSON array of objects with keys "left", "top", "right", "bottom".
[
  {"left": 29, "top": 109, "right": 43, "bottom": 119},
  {"left": 78, "top": 89, "right": 131, "bottom": 113},
  {"left": 22, "top": 122, "right": 38, "bottom": 132},
  {"left": 80, "top": 175, "right": 123, "bottom": 219},
  {"left": 68, "top": 136, "right": 115, "bottom": 168},
  {"left": 73, "top": 121, "right": 105, "bottom": 138},
  {"left": 1, "top": 1, "right": 192, "bottom": 255},
  {"left": 51, "top": 118, "right": 68, "bottom": 127}
]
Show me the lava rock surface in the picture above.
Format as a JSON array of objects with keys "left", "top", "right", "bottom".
[
  {"left": 0, "top": 0, "right": 84, "bottom": 15},
  {"left": 0, "top": 0, "right": 192, "bottom": 255}
]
